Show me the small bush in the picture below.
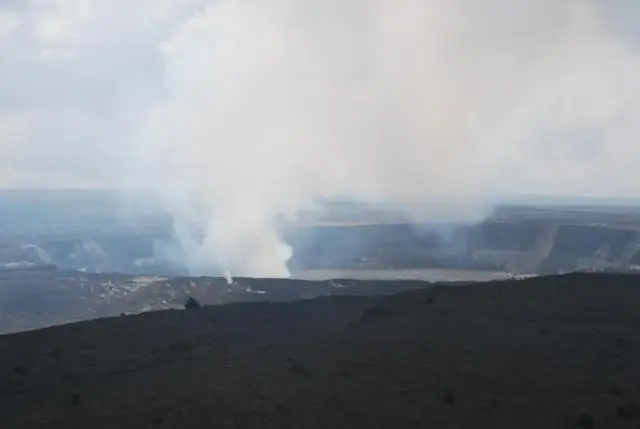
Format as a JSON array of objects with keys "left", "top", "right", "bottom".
[{"left": 185, "top": 296, "right": 202, "bottom": 310}]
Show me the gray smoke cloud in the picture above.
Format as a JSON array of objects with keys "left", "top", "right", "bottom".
[
  {"left": 2, "top": 1, "right": 640, "bottom": 276},
  {"left": 133, "top": 0, "right": 640, "bottom": 276}
]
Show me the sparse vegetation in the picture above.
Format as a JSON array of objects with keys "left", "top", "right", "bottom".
[{"left": 185, "top": 296, "right": 202, "bottom": 310}]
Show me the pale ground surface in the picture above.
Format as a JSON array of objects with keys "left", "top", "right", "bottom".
[{"left": 295, "top": 268, "right": 514, "bottom": 282}]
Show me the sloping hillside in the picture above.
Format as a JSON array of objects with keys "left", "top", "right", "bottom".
[{"left": 0, "top": 274, "right": 639, "bottom": 428}]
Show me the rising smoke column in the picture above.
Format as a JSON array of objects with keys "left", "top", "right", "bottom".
[{"left": 135, "top": 0, "right": 640, "bottom": 277}]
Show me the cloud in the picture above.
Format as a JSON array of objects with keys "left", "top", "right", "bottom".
[
  {"left": 0, "top": 0, "right": 206, "bottom": 187},
  {"left": 0, "top": 9, "right": 20, "bottom": 39}
]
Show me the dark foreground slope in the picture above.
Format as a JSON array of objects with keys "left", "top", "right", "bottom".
[{"left": 1, "top": 274, "right": 640, "bottom": 428}]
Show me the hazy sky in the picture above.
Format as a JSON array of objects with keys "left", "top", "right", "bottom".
[
  {"left": 0, "top": 0, "right": 639, "bottom": 195},
  {"left": 0, "top": 0, "right": 198, "bottom": 187}
]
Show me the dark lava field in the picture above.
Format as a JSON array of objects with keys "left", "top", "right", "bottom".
[
  {"left": 1, "top": 273, "right": 639, "bottom": 428},
  {"left": 0, "top": 269, "right": 431, "bottom": 334}
]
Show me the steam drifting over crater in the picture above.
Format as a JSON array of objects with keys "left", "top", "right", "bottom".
[
  {"left": 2, "top": 1, "right": 640, "bottom": 276},
  {"left": 134, "top": 0, "right": 640, "bottom": 276}
]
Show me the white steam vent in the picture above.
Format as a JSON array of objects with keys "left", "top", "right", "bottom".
[{"left": 224, "top": 269, "right": 234, "bottom": 285}]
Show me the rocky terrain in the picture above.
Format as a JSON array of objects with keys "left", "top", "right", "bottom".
[
  {"left": 0, "top": 269, "right": 433, "bottom": 334},
  {"left": 0, "top": 273, "right": 639, "bottom": 428}
]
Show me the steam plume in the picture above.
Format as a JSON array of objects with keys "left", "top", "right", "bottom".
[{"left": 134, "top": 0, "right": 640, "bottom": 277}]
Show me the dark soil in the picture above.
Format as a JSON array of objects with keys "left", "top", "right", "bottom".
[{"left": 1, "top": 273, "right": 639, "bottom": 428}]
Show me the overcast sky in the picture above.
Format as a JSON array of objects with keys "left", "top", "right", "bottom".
[
  {"left": 1, "top": 0, "right": 640, "bottom": 199},
  {"left": 0, "top": 0, "right": 204, "bottom": 187}
]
